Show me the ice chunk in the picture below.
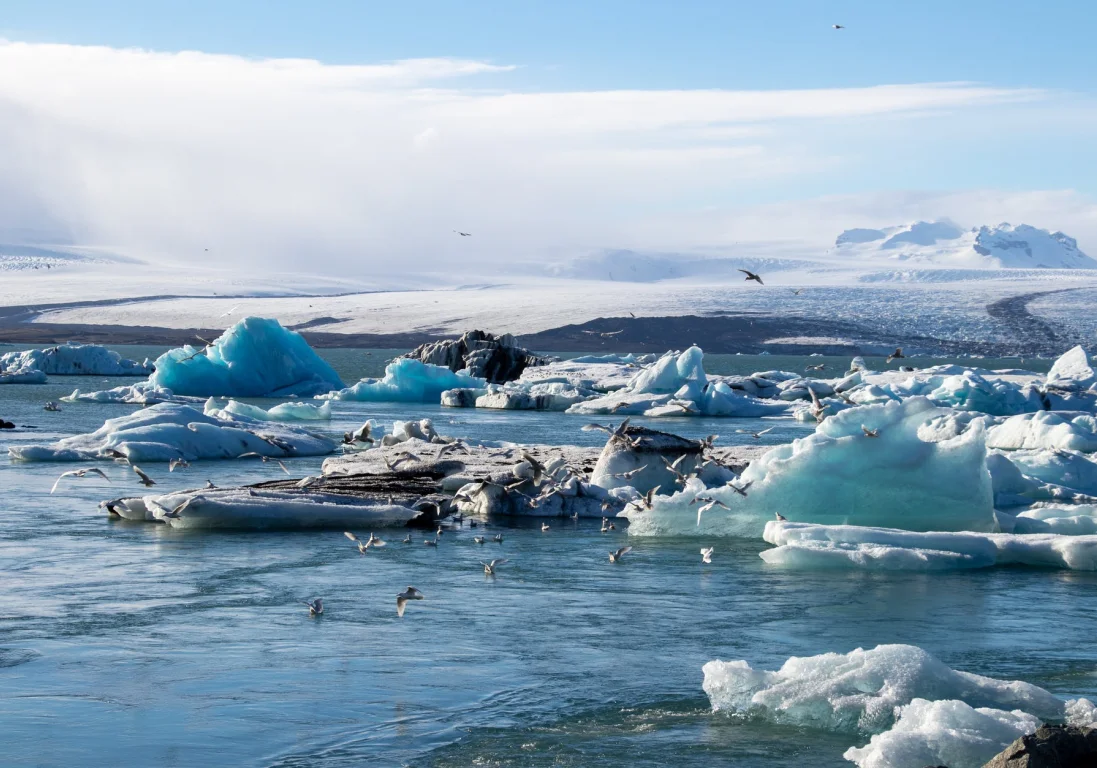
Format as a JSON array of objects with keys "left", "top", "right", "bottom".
[
  {"left": 843, "top": 698, "right": 1041, "bottom": 768},
  {"left": 625, "top": 397, "right": 995, "bottom": 537},
  {"left": 0, "top": 367, "right": 47, "bottom": 384},
  {"left": 0, "top": 343, "right": 152, "bottom": 376},
  {"left": 320, "top": 358, "right": 484, "bottom": 403},
  {"left": 1047, "top": 345, "right": 1097, "bottom": 391},
  {"left": 150, "top": 317, "right": 344, "bottom": 397},
  {"left": 986, "top": 411, "right": 1097, "bottom": 452},
  {"left": 127, "top": 488, "right": 421, "bottom": 530},
  {"left": 761, "top": 521, "right": 1097, "bottom": 571},
  {"left": 8, "top": 403, "right": 336, "bottom": 462},
  {"left": 589, "top": 424, "right": 707, "bottom": 495},
  {"left": 928, "top": 371, "right": 1039, "bottom": 416},
  {"left": 702, "top": 644, "right": 1066, "bottom": 733},
  {"left": 1013, "top": 504, "right": 1097, "bottom": 535},
  {"left": 400, "top": 329, "right": 550, "bottom": 383},
  {"left": 62, "top": 382, "right": 196, "bottom": 404},
  {"left": 204, "top": 397, "right": 332, "bottom": 422},
  {"left": 1005, "top": 448, "right": 1097, "bottom": 497}
]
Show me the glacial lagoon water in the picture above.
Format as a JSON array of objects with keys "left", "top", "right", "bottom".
[{"left": 0, "top": 347, "right": 1089, "bottom": 767}]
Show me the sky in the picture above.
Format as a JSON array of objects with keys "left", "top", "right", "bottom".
[{"left": 1, "top": 0, "right": 1095, "bottom": 273}]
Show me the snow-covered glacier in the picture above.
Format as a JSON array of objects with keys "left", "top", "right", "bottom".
[
  {"left": 0, "top": 343, "right": 152, "bottom": 376},
  {"left": 150, "top": 317, "right": 344, "bottom": 397}
]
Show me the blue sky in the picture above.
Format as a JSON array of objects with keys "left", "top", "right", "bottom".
[{"left": 0, "top": 1, "right": 1095, "bottom": 266}]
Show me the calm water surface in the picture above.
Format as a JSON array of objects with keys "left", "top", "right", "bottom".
[{"left": 0, "top": 348, "right": 1088, "bottom": 767}]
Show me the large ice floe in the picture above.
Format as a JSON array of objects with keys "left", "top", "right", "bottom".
[
  {"left": 0, "top": 342, "right": 152, "bottom": 376},
  {"left": 703, "top": 644, "right": 1095, "bottom": 768},
  {"left": 7, "top": 403, "right": 336, "bottom": 462},
  {"left": 760, "top": 521, "right": 1097, "bottom": 571},
  {"left": 149, "top": 317, "right": 344, "bottom": 397},
  {"left": 625, "top": 397, "right": 994, "bottom": 537},
  {"left": 203, "top": 397, "right": 332, "bottom": 422},
  {"left": 321, "top": 358, "right": 484, "bottom": 403},
  {"left": 0, "top": 366, "right": 47, "bottom": 384},
  {"left": 985, "top": 411, "right": 1097, "bottom": 452},
  {"left": 566, "top": 347, "right": 788, "bottom": 418}
]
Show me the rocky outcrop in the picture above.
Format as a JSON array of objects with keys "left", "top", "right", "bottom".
[
  {"left": 981, "top": 724, "right": 1097, "bottom": 767},
  {"left": 401, "top": 330, "right": 551, "bottom": 384}
]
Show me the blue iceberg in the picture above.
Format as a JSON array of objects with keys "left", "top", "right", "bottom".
[
  {"left": 320, "top": 358, "right": 485, "bottom": 403},
  {"left": 149, "top": 317, "right": 344, "bottom": 398}
]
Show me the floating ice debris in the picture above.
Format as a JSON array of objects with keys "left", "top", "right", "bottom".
[
  {"left": 8, "top": 403, "right": 336, "bottom": 462},
  {"left": 320, "top": 358, "right": 484, "bottom": 403},
  {"left": 761, "top": 521, "right": 1097, "bottom": 571},
  {"left": 62, "top": 381, "right": 196, "bottom": 404},
  {"left": 203, "top": 397, "right": 332, "bottom": 422},
  {"left": 987, "top": 411, "right": 1097, "bottom": 453},
  {"left": 843, "top": 698, "right": 1042, "bottom": 768},
  {"left": 1046, "top": 345, "right": 1097, "bottom": 392},
  {"left": 400, "top": 329, "right": 551, "bottom": 383},
  {"left": 702, "top": 644, "right": 1067, "bottom": 732},
  {"left": 625, "top": 397, "right": 995, "bottom": 537},
  {"left": 150, "top": 317, "right": 344, "bottom": 397},
  {"left": 0, "top": 343, "right": 152, "bottom": 376}
]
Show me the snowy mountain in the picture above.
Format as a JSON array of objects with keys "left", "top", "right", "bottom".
[{"left": 834, "top": 221, "right": 1096, "bottom": 269}]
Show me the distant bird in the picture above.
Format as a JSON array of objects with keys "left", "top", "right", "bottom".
[
  {"left": 805, "top": 363, "right": 825, "bottom": 372},
  {"left": 219, "top": 305, "right": 240, "bottom": 318},
  {"left": 862, "top": 426, "right": 879, "bottom": 438},
  {"left": 402, "top": 533, "right": 413, "bottom": 544},
  {"left": 237, "top": 453, "right": 290, "bottom": 474},
  {"left": 737, "top": 427, "right": 774, "bottom": 440},
  {"left": 833, "top": 23, "right": 844, "bottom": 29},
  {"left": 169, "top": 458, "right": 189, "bottom": 472},
  {"left": 738, "top": 269, "right": 764, "bottom": 285},
  {"left": 701, "top": 547, "right": 714, "bottom": 564},
  {"left": 608, "top": 464, "right": 648, "bottom": 481},
  {"left": 205, "top": 479, "right": 216, "bottom": 489},
  {"left": 809, "top": 388, "right": 827, "bottom": 422},
  {"left": 396, "top": 586, "right": 424, "bottom": 617},
  {"left": 581, "top": 329, "right": 624, "bottom": 338},
  {"left": 424, "top": 536, "right": 439, "bottom": 547},
  {"left": 729, "top": 480, "right": 752, "bottom": 497},
  {"left": 473, "top": 536, "right": 486, "bottom": 544},
  {"left": 302, "top": 598, "right": 323, "bottom": 616},
  {"left": 609, "top": 546, "right": 633, "bottom": 563},
  {"left": 50, "top": 467, "right": 111, "bottom": 494},
  {"left": 482, "top": 558, "right": 508, "bottom": 575},
  {"left": 541, "top": 523, "right": 550, "bottom": 532},
  {"left": 133, "top": 465, "right": 156, "bottom": 487},
  {"left": 344, "top": 531, "right": 385, "bottom": 552},
  {"left": 454, "top": 230, "right": 472, "bottom": 237},
  {"left": 343, "top": 422, "right": 374, "bottom": 445},
  {"left": 886, "top": 347, "right": 905, "bottom": 364},
  {"left": 493, "top": 533, "right": 504, "bottom": 543},
  {"left": 775, "top": 512, "right": 787, "bottom": 521},
  {"left": 790, "top": 288, "right": 804, "bottom": 295},
  {"left": 43, "top": 401, "right": 61, "bottom": 412}
]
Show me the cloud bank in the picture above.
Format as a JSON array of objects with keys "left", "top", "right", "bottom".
[{"left": 0, "top": 40, "right": 1092, "bottom": 274}]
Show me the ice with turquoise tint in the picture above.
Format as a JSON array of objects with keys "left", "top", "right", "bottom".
[
  {"left": 320, "top": 357, "right": 485, "bottom": 403},
  {"left": 0, "top": 342, "right": 152, "bottom": 376},
  {"left": 150, "top": 317, "right": 344, "bottom": 397}
]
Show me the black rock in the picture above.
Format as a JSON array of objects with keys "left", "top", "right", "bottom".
[
  {"left": 0, "top": 419, "right": 15, "bottom": 430},
  {"left": 981, "top": 724, "right": 1097, "bottom": 767},
  {"left": 401, "top": 330, "right": 552, "bottom": 384}
]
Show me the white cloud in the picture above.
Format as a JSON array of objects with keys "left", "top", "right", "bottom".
[{"left": 0, "top": 40, "right": 1088, "bottom": 273}]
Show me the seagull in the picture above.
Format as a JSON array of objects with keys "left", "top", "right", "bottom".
[
  {"left": 237, "top": 453, "right": 290, "bottom": 474},
  {"left": 169, "top": 458, "right": 190, "bottom": 472},
  {"left": 454, "top": 231, "right": 472, "bottom": 236},
  {"left": 609, "top": 546, "right": 633, "bottom": 563},
  {"left": 790, "top": 288, "right": 804, "bottom": 296},
  {"left": 701, "top": 547, "right": 714, "bottom": 564},
  {"left": 219, "top": 305, "right": 240, "bottom": 318},
  {"left": 775, "top": 512, "right": 787, "bottom": 521},
  {"left": 473, "top": 536, "right": 486, "bottom": 544},
  {"left": 541, "top": 523, "right": 550, "bottom": 532},
  {"left": 205, "top": 479, "right": 216, "bottom": 489},
  {"left": 482, "top": 558, "right": 508, "bottom": 575},
  {"left": 302, "top": 598, "right": 323, "bottom": 616},
  {"left": 424, "top": 536, "right": 439, "bottom": 547},
  {"left": 402, "top": 533, "right": 413, "bottom": 544},
  {"left": 344, "top": 531, "right": 385, "bottom": 552},
  {"left": 435, "top": 526, "right": 445, "bottom": 537},
  {"left": 296, "top": 475, "right": 321, "bottom": 489},
  {"left": 396, "top": 586, "right": 424, "bottom": 617},
  {"left": 133, "top": 465, "right": 156, "bottom": 487},
  {"left": 809, "top": 389, "right": 827, "bottom": 422},
  {"left": 886, "top": 347, "right": 905, "bottom": 364},
  {"left": 608, "top": 465, "right": 648, "bottom": 481},
  {"left": 50, "top": 467, "right": 111, "bottom": 494},
  {"left": 737, "top": 427, "right": 774, "bottom": 439},
  {"left": 43, "top": 401, "right": 61, "bottom": 412},
  {"left": 738, "top": 269, "right": 764, "bottom": 285},
  {"left": 833, "top": 23, "right": 845, "bottom": 29},
  {"left": 729, "top": 480, "right": 752, "bottom": 497},
  {"left": 862, "top": 426, "right": 879, "bottom": 438},
  {"left": 805, "top": 363, "right": 825, "bottom": 372},
  {"left": 693, "top": 496, "right": 730, "bottom": 525},
  {"left": 493, "top": 533, "right": 504, "bottom": 543}
]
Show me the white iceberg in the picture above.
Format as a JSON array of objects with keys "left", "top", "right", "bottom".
[
  {"left": 1047, "top": 345, "right": 1097, "bottom": 392},
  {"left": 702, "top": 644, "right": 1067, "bottom": 732},
  {"left": 62, "top": 381, "right": 196, "bottom": 404},
  {"left": 8, "top": 403, "right": 336, "bottom": 462},
  {"left": 843, "top": 698, "right": 1041, "bottom": 768},
  {"left": 1004, "top": 448, "right": 1097, "bottom": 498},
  {"left": 986, "top": 411, "right": 1097, "bottom": 453},
  {"left": 567, "top": 347, "right": 788, "bottom": 418},
  {"left": 0, "top": 366, "right": 47, "bottom": 384},
  {"left": 0, "top": 343, "right": 152, "bottom": 376},
  {"left": 761, "top": 521, "right": 1097, "bottom": 571},
  {"left": 150, "top": 317, "right": 344, "bottom": 397},
  {"left": 320, "top": 358, "right": 484, "bottom": 403},
  {"left": 625, "top": 397, "right": 995, "bottom": 537},
  {"left": 203, "top": 397, "right": 332, "bottom": 422},
  {"left": 1012, "top": 505, "right": 1097, "bottom": 535}
]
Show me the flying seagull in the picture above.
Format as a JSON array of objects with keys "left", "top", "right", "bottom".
[
  {"left": 886, "top": 347, "right": 905, "bottom": 364},
  {"left": 396, "top": 586, "right": 424, "bottom": 617},
  {"left": 701, "top": 547, "right": 714, "bottom": 564},
  {"left": 482, "top": 558, "right": 508, "bottom": 575},
  {"left": 609, "top": 546, "right": 633, "bottom": 563},
  {"left": 738, "top": 269, "right": 764, "bottom": 285},
  {"left": 133, "top": 465, "right": 156, "bottom": 487},
  {"left": 775, "top": 512, "right": 787, "bottom": 521},
  {"left": 862, "top": 426, "right": 880, "bottom": 438},
  {"left": 302, "top": 598, "right": 323, "bottom": 616},
  {"left": 169, "top": 458, "right": 190, "bottom": 472},
  {"left": 736, "top": 427, "right": 774, "bottom": 439},
  {"left": 833, "top": 24, "right": 844, "bottom": 29},
  {"left": 50, "top": 467, "right": 111, "bottom": 494},
  {"left": 344, "top": 531, "right": 385, "bottom": 552},
  {"left": 454, "top": 230, "right": 472, "bottom": 237}
]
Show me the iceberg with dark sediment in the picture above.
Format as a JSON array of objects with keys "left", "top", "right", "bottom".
[{"left": 321, "top": 358, "right": 484, "bottom": 403}]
